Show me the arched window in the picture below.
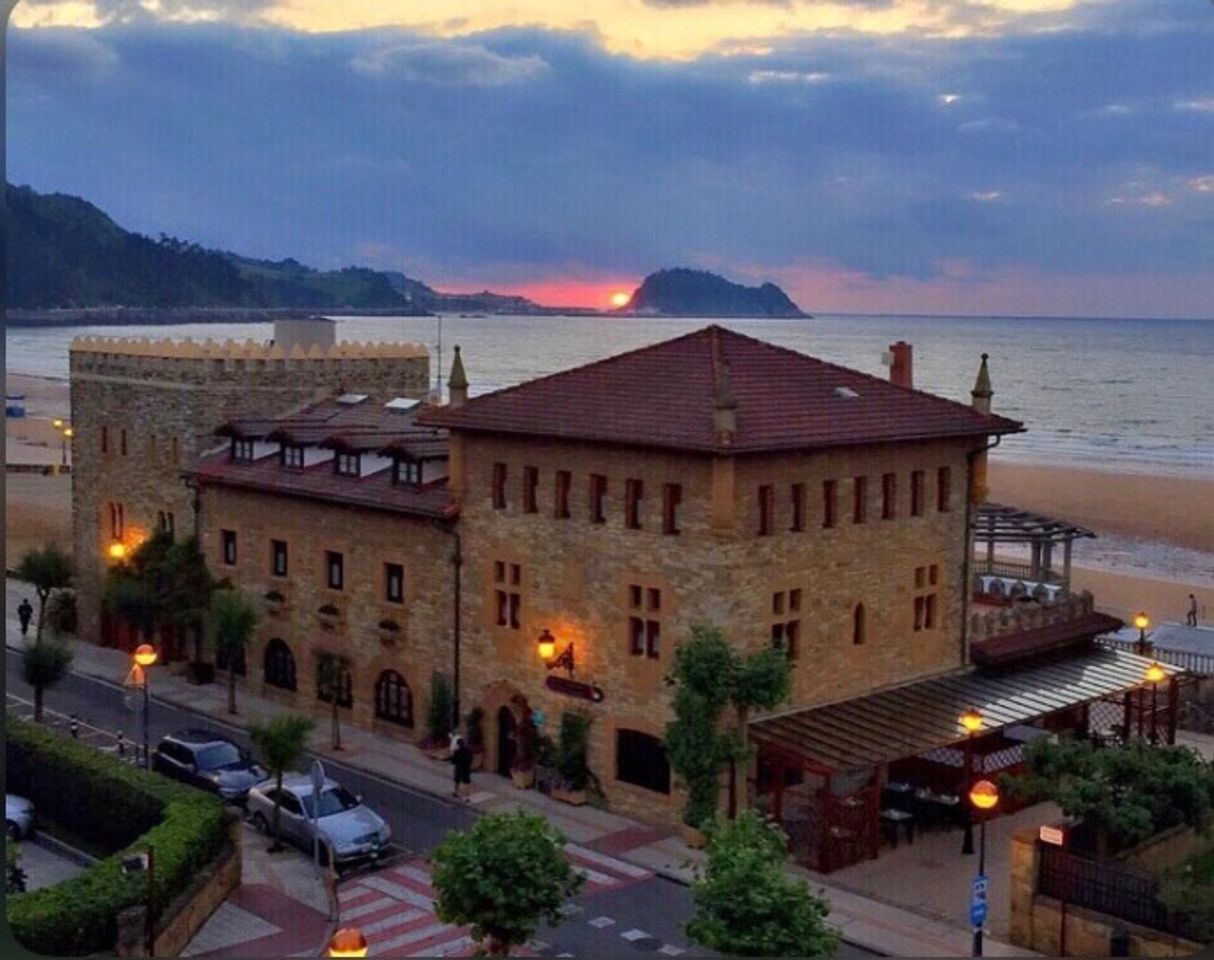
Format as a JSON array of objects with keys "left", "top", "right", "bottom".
[
  {"left": 264, "top": 638, "right": 296, "bottom": 691},
  {"left": 216, "top": 640, "right": 247, "bottom": 676},
  {"left": 374, "top": 670, "right": 413, "bottom": 727},
  {"left": 316, "top": 656, "right": 353, "bottom": 708},
  {"left": 853, "top": 603, "right": 866, "bottom": 645}
]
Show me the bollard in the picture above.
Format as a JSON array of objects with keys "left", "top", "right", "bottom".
[
  {"left": 70, "top": 715, "right": 80, "bottom": 739},
  {"left": 117, "top": 731, "right": 127, "bottom": 758}
]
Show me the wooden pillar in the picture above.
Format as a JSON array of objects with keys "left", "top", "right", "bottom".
[
  {"left": 1062, "top": 539, "right": 1073, "bottom": 591},
  {"left": 1030, "top": 541, "right": 1042, "bottom": 581},
  {"left": 1041, "top": 542, "right": 1054, "bottom": 583},
  {"left": 1122, "top": 691, "right": 1132, "bottom": 742},
  {"left": 1167, "top": 679, "right": 1180, "bottom": 745},
  {"left": 985, "top": 537, "right": 995, "bottom": 574}
]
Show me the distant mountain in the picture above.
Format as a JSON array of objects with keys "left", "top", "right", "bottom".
[
  {"left": 5, "top": 183, "right": 426, "bottom": 312},
  {"left": 618, "top": 268, "right": 807, "bottom": 318}
]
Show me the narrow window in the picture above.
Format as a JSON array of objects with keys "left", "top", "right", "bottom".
[
  {"left": 772, "top": 590, "right": 800, "bottom": 662},
  {"left": 555, "top": 470, "right": 571, "bottom": 519},
  {"left": 925, "top": 594, "right": 938, "bottom": 629},
  {"left": 271, "top": 539, "right": 288, "bottom": 577},
  {"left": 335, "top": 452, "right": 360, "bottom": 477},
  {"left": 157, "top": 510, "right": 166, "bottom": 532},
  {"left": 283, "top": 445, "right": 305, "bottom": 469},
  {"left": 221, "top": 529, "right": 237, "bottom": 566},
  {"left": 385, "top": 563, "right": 404, "bottom": 604},
  {"left": 394, "top": 458, "right": 421, "bottom": 485},
  {"left": 911, "top": 470, "right": 926, "bottom": 517},
  {"left": 822, "top": 479, "right": 837, "bottom": 529},
  {"left": 853, "top": 603, "right": 866, "bottom": 645},
  {"left": 663, "top": 484, "right": 682, "bottom": 535},
  {"left": 784, "top": 621, "right": 800, "bottom": 661},
  {"left": 627, "top": 585, "right": 662, "bottom": 658},
  {"left": 326, "top": 551, "right": 344, "bottom": 590},
  {"left": 773, "top": 591, "right": 785, "bottom": 615},
  {"left": 625, "top": 479, "right": 643, "bottom": 530},
  {"left": 646, "top": 620, "right": 661, "bottom": 659},
  {"left": 590, "top": 474, "right": 607, "bottom": 524},
  {"left": 629, "top": 617, "right": 645, "bottom": 656},
  {"left": 882, "top": 473, "right": 897, "bottom": 520},
  {"left": 492, "top": 462, "right": 507, "bottom": 509},
  {"left": 758, "top": 485, "right": 774, "bottom": 536},
  {"left": 914, "top": 595, "right": 925, "bottom": 631},
  {"left": 121, "top": 429, "right": 128, "bottom": 456},
  {"left": 110, "top": 502, "right": 124, "bottom": 540},
  {"left": 493, "top": 561, "right": 522, "bottom": 630},
  {"left": 508, "top": 593, "right": 521, "bottom": 629},
  {"left": 937, "top": 466, "right": 952, "bottom": 513},
  {"left": 853, "top": 476, "right": 868, "bottom": 524},
  {"left": 522, "top": 466, "right": 539, "bottom": 513},
  {"left": 790, "top": 483, "right": 805, "bottom": 532},
  {"left": 101, "top": 426, "right": 109, "bottom": 454}
]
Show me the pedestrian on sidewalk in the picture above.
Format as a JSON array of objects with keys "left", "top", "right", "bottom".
[
  {"left": 17, "top": 598, "right": 33, "bottom": 637},
  {"left": 452, "top": 737, "right": 473, "bottom": 801},
  {"left": 1188, "top": 593, "right": 1200, "bottom": 627}
]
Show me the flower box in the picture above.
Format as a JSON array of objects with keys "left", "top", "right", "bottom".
[
  {"left": 681, "top": 824, "right": 708, "bottom": 849},
  {"left": 511, "top": 766, "right": 536, "bottom": 790},
  {"left": 551, "top": 785, "right": 587, "bottom": 806}
]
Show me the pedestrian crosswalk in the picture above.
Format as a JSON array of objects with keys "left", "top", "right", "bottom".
[{"left": 337, "top": 847, "right": 655, "bottom": 957}]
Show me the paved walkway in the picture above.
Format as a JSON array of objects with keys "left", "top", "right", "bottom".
[{"left": 5, "top": 577, "right": 1038, "bottom": 957}]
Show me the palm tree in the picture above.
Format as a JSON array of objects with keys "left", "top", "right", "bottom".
[
  {"left": 21, "top": 637, "right": 74, "bottom": 722},
  {"left": 248, "top": 714, "right": 315, "bottom": 852},
  {"left": 15, "top": 544, "right": 73, "bottom": 642},
  {"left": 207, "top": 588, "right": 258, "bottom": 714},
  {"left": 315, "top": 652, "right": 349, "bottom": 751}
]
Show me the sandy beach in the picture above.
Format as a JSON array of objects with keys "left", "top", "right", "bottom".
[{"left": 5, "top": 372, "right": 1212, "bottom": 625}]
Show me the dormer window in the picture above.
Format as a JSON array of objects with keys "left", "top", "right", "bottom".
[
  {"left": 282, "top": 445, "right": 305, "bottom": 469},
  {"left": 335, "top": 453, "right": 360, "bottom": 477},
  {"left": 231, "top": 439, "right": 255, "bottom": 462},
  {"left": 394, "top": 458, "right": 422, "bottom": 487}
]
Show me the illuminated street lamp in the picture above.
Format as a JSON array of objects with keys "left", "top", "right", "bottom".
[
  {"left": 1146, "top": 661, "right": 1166, "bottom": 744},
  {"left": 536, "top": 628, "right": 556, "bottom": 661},
  {"left": 960, "top": 708, "right": 983, "bottom": 856},
  {"left": 537, "top": 628, "right": 575, "bottom": 676},
  {"left": 109, "top": 541, "right": 128, "bottom": 560},
  {"left": 328, "top": 927, "right": 368, "bottom": 958},
  {"left": 1133, "top": 611, "right": 1150, "bottom": 654},
  {"left": 51, "top": 419, "right": 72, "bottom": 467},
  {"left": 968, "top": 779, "right": 1000, "bottom": 957},
  {"left": 133, "top": 644, "right": 157, "bottom": 768}
]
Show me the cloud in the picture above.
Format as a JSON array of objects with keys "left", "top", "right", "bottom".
[
  {"left": 747, "top": 69, "right": 829, "bottom": 84},
  {"left": 1174, "top": 98, "right": 1214, "bottom": 113},
  {"left": 1190, "top": 175, "right": 1214, "bottom": 194},
  {"left": 956, "top": 117, "right": 1022, "bottom": 134},
  {"left": 350, "top": 41, "right": 549, "bottom": 85},
  {"left": 969, "top": 190, "right": 1003, "bottom": 202}
]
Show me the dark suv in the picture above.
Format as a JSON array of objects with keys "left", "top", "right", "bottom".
[{"left": 152, "top": 730, "right": 266, "bottom": 804}]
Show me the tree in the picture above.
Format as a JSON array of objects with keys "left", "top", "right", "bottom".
[
  {"left": 686, "top": 811, "right": 837, "bottom": 958},
  {"left": 315, "top": 652, "right": 349, "bottom": 750},
  {"left": 15, "top": 543, "right": 74, "bottom": 642},
  {"left": 432, "top": 810, "right": 584, "bottom": 956},
  {"left": 207, "top": 587, "right": 258, "bottom": 715},
  {"left": 726, "top": 645, "right": 791, "bottom": 816},
  {"left": 248, "top": 713, "right": 315, "bottom": 852},
  {"left": 20, "top": 636, "right": 74, "bottom": 723}
]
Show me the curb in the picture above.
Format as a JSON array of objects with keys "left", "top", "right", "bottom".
[{"left": 30, "top": 831, "right": 100, "bottom": 868}]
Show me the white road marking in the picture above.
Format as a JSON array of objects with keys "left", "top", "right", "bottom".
[
  {"left": 564, "top": 843, "right": 651, "bottom": 879},
  {"left": 620, "top": 929, "right": 651, "bottom": 942},
  {"left": 587, "top": 916, "right": 616, "bottom": 929}
]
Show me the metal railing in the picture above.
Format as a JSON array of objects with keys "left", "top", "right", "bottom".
[
  {"left": 973, "top": 557, "right": 1065, "bottom": 584},
  {"left": 1097, "top": 637, "right": 1214, "bottom": 678}
]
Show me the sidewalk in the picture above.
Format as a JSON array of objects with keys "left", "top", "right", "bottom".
[{"left": 4, "top": 582, "right": 1035, "bottom": 957}]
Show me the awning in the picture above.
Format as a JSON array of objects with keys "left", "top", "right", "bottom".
[{"left": 749, "top": 646, "right": 1183, "bottom": 774}]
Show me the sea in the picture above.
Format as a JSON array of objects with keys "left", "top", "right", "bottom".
[{"left": 7, "top": 312, "right": 1214, "bottom": 583}]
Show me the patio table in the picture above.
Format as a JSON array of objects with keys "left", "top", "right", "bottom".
[{"left": 879, "top": 808, "right": 915, "bottom": 849}]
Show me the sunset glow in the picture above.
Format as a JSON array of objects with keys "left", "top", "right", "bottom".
[{"left": 610, "top": 291, "right": 630, "bottom": 308}]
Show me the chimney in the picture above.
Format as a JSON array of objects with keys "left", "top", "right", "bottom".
[
  {"left": 710, "top": 328, "right": 737, "bottom": 446},
  {"left": 886, "top": 341, "right": 913, "bottom": 389},
  {"left": 971, "top": 352, "right": 993, "bottom": 415},
  {"left": 448, "top": 345, "right": 468, "bottom": 408}
]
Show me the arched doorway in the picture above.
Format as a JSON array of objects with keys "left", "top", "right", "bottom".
[{"left": 496, "top": 705, "right": 516, "bottom": 776}]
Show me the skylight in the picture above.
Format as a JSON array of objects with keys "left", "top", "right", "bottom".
[
  {"left": 336, "top": 393, "right": 369, "bottom": 405},
  {"left": 835, "top": 386, "right": 861, "bottom": 399},
  {"left": 384, "top": 397, "right": 420, "bottom": 413}
]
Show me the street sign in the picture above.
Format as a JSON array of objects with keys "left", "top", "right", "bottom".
[
  {"left": 1039, "top": 824, "right": 1066, "bottom": 846},
  {"left": 972, "top": 874, "right": 988, "bottom": 900},
  {"left": 970, "top": 901, "right": 988, "bottom": 928},
  {"left": 310, "top": 759, "right": 326, "bottom": 807}
]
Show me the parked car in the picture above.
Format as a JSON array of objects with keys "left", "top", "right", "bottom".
[
  {"left": 246, "top": 774, "right": 391, "bottom": 867},
  {"left": 6, "top": 795, "right": 34, "bottom": 840},
  {"left": 152, "top": 729, "right": 266, "bottom": 804}
]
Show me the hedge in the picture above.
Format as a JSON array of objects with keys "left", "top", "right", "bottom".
[{"left": 5, "top": 716, "right": 233, "bottom": 956}]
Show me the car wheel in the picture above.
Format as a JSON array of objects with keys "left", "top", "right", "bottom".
[
  {"left": 251, "top": 813, "right": 269, "bottom": 835},
  {"left": 6, "top": 821, "right": 20, "bottom": 841}
]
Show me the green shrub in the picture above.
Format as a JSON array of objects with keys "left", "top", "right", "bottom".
[
  {"left": 555, "top": 711, "right": 592, "bottom": 791},
  {"left": 5, "top": 716, "right": 231, "bottom": 956},
  {"left": 46, "top": 589, "right": 77, "bottom": 636}
]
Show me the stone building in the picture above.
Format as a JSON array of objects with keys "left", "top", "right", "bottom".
[{"left": 68, "top": 318, "right": 429, "bottom": 653}]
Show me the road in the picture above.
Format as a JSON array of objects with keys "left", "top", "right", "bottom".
[{"left": 4, "top": 646, "right": 877, "bottom": 957}]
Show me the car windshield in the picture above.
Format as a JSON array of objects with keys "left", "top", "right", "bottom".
[
  {"left": 301, "top": 786, "right": 361, "bottom": 818},
  {"left": 195, "top": 742, "right": 243, "bottom": 770}
]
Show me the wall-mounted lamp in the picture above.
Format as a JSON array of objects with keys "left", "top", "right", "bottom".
[
  {"left": 537, "top": 628, "right": 575, "bottom": 677},
  {"left": 109, "top": 541, "right": 128, "bottom": 560}
]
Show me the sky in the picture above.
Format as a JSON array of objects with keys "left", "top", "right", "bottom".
[{"left": 6, "top": 0, "right": 1214, "bottom": 317}]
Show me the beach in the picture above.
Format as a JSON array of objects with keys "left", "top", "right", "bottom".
[{"left": 6, "top": 370, "right": 1211, "bottom": 626}]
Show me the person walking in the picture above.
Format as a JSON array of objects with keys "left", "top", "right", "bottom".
[
  {"left": 17, "top": 598, "right": 34, "bottom": 637},
  {"left": 1188, "top": 594, "right": 1200, "bottom": 628},
  {"left": 452, "top": 736, "right": 473, "bottom": 801}
]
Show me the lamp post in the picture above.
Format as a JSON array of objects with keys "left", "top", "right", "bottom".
[
  {"left": 537, "top": 628, "right": 575, "bottom": 677},
  {"left": 52, "top": 419, "right": 72, "bottom": 467},
  {"left": 968, "top": 778, "right": 1000, "bottom": 957},
  {"left": 133, "top": 644, "right": 158, "bottom": 768},
  {"left": 1145, "top": 661, "right": 1165, "bottom": 745},
  {"left": 1133, "top": 611, "right": 1150, "bottom": 655},
  {"left": 328, "top": 927, "right": 368, "bottom": 958},
  {"left": 960, "top": 707, "right": 983, "bottom": 856}
]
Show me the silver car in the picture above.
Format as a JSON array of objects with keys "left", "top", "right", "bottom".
[
  {"left": 6, "top": 795, "right": 34, "bottom": 840},
  {"left": 246, "top": 774, "right": 390, "bottom": 867}
]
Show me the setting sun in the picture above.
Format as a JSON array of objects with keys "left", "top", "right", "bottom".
[{"left": 610, "top": 291, "right": 630, "bottom": 308}]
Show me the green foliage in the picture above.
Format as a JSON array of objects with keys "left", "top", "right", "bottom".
[
  {"left": 5, "top": 716, "right": 231, "bottom": 956},
  {"left": 686, "top": 811, "right": 838, "bottom": 958},
  {"left": 426, "top": 672, "right": 454, "bottom": 745},
  {"left": 664, "top": 625, "right": 792, "bottom": 826},
  {"left": 6, "top": 840, "right": 27, "bottom": 894},
  {"left": 21, "top": 636, "right": 74, "bottom": 720},
  {"left": 46, "top": 588, "right": 78, "bottom": 636},
  {"left": 432, "top": 810, "right": 584, "bottom": 956},
  {"left": 555, "top": 712, "right": 593, "bottom": 791},
  {"left": 1003, "top": 738, "right": 1214, "bottom": 855},
  {"left": 15, "top": 542, "right": 74, "bottom": 641},
  {"left": 248, "top": 713, "right": 316, "bottom": 850},
  {"left": 208, "top": 587, "right": 258, "bottom": 713}
]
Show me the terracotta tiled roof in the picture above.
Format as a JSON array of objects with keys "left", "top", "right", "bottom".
[
  {"left": 420, "top": 326, "right": 1023, "bottom": 453},
  {"left": 193, "top": 455, "right": 455, "bottom": 520},
  {"left": 969, "top": 611, "right": 1125, "bottom": 668}
]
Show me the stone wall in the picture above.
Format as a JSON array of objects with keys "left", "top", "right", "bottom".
[{"left": 69, "top": 336, "right": 429, "bottom": 647}]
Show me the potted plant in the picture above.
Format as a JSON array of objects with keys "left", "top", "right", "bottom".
[
  {"left": 465, "top": 707, "right": 485, "bottom": 771},
  {"left": 552, "top": 711, "right": 592, "bottom": 806},
  {"left": 422, "top": 672, "right": 454, "bottom": 760},
  {"left": 511, "top": 706, "right": 538, "bottom": 789}
]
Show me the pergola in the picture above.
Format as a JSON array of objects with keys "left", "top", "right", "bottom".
[{"left": 972, "top": 502, "right": 1096, "bottom": 591}]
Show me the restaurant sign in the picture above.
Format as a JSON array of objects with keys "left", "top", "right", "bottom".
[{"left": 545, "top": 675, "right": 605, "bottom": 703}]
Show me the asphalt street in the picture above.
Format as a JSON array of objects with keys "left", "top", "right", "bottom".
[{"left": 4, "top": 646, "right": 877, "bottom": 957}]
